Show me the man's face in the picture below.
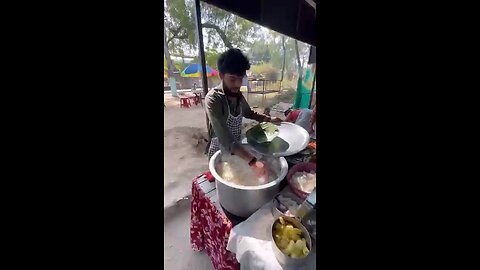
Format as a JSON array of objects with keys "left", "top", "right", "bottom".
[{"left": 220, "top": 73, "right": 243, "bottom": 94}]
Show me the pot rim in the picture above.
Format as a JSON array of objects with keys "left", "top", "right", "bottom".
[{"left": 209, "top": 150, "right": 288, "bottom": 191}]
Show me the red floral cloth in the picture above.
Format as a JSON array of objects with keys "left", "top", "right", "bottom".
[{"left": 190, "top": 178, "right": 240, "bottom": 270}]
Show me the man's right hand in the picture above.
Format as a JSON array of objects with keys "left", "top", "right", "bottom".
[
  {"left": 270, "top": 117, "right": 282, "bottom": 125},
  {"left": 250, "top": 160, "right": 269, "bottom": 183}
]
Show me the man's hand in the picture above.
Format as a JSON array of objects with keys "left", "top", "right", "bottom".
[
  {"left": 270, "top": 117, "right": 282, "bottom": 125},
  {"left": 250, "top": 160, "right": 269, "bottom": 183}
]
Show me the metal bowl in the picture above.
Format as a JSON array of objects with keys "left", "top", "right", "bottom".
[
  {"left": 271, "top": 197, "right": 295, "bottom": 219},
  {"left": 270, "top": 194, "right": 300, "bottom": 219},
  {"left": 245, "top": 122, "right": 310, "bottom": 157},
  {"left": 270, "top": 215, "right": 312, "bottom": 267}
]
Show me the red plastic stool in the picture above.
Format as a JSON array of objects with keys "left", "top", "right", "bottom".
[
  {"left": 180, "top": 97, "right": 191, "bottom": 108},
  {"left": 192, "top": 94, "right": 201, "bottom": 106}
]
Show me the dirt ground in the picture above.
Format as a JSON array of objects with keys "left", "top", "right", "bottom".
[
  {"left": 164, "top": 95, "right": 210, "bottom": 208},
  {"left": 164, "top": 197, "right": 213, "bottom": 270},
  {"left": 164, "top": 94, "right": 214, "bottom": 270}
]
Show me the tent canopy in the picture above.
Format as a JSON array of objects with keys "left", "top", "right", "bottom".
[{"left": 201, "top": 0, "right": 316, "bottom": 46}]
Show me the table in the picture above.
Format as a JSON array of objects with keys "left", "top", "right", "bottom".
[
  {"left": 190, "top": 176, "right": 241, "bottom": 270},
  {"left": 190, "top": 176, "right": 291, "bottom": 270}
]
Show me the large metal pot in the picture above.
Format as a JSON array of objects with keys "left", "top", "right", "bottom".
[{"left": 209, "top": 150, "right": 288, "bottom": 218}]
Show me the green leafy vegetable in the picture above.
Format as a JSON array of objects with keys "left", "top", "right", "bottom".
[{"left": 246, "top": 122, "right": 279, "bottom": 144}]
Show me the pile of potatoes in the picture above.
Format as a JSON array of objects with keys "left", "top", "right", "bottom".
[{"left": 272, "top": 217, "right": 310, "bottom": 258}]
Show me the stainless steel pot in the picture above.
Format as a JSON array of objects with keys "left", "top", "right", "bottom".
[{"left": 209, "top": 150, "right": 288, "bottom": 218}]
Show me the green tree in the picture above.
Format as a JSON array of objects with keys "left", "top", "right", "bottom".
[
  {"left": 164, "top": 0, "right": 258, "bottom": 53},
  {"left": 165, "top": 0, "right": 196, "bottom": 55},
  {"left": 200, "top": 2, "right": 259, "bottom": 50},
  {"left": 164, "top": 0, "right": 310, "bottom": 85}
]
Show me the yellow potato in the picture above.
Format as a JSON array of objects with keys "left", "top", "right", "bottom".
[
  {"left": 292, "top": 248, "right": 304, "bottom": 258},
  {"left": 289, "top": 233, "right": 300, "bottom": 241},
  {"left": 302, "top": 246, "right": 310, "bottom": 256},
  {"left": 290, "top": 228, "right": 303, "bottom": 235},
  {"left": 284, "top": 240, "right": 296, "bottom": 254},
  {"left": 278, "top": 238, "right": 289, "bottom": 249},
  {"left": 273, "top": 219, "right": 310, "bottom": 258},
  {"left": 290, "top": 253, "right": 300, "bottom": 259},
  {"left": 285, "top": 227, "right": 302, "bottom": 241},
  {"left": 294, "top": 239, "right": 305, "bottom": 250}
]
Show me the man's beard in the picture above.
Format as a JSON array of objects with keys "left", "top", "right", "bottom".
[{"left": 224, "top": 87, "right": 242, "bottom": 98}]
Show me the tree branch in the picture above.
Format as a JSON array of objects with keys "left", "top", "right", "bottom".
[
  {"left": 202, "top": 22, "right": 233, "bottom": 49},
  {"left": 166, "top": 26, "right": 187, "bottom": 46}
]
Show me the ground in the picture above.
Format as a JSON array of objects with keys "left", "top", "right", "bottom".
[
  {"left": 164, "top": 197, "right": 213, "bottom": 270},
  {"left": 163, "top": 91, "right": 293, "bottom": 270},
  {"left": 164, "top": 94, "right": 214, "bottom": 270},
  {"left": 164, "top": 94, "right": 210, "bottom": 208}
]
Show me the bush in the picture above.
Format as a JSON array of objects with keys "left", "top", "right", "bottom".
[
  {"left": 250, "top": 63, "right": 279, "bottom": 81},
  {"left": 281, "top": 79, "right": 296, "bottom": 90}
]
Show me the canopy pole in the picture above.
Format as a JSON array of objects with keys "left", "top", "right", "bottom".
[
  {"left": 194, "top": 0, "right": 209, "bottom": 97},
  {"left": 194, "top": 0, "right": 211, "bottom": 140}
]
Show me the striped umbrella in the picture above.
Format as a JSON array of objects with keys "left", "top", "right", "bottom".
[{"left": 181, "top": 63, "right": 218, "bottom": 78}]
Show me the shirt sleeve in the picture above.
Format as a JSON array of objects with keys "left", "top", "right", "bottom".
[
  {"left": 205, "top": 92, "right": 236, "bottom": 153},
  {"left": 241, "top": 96, "right": 270, "bottom": 122},
  {"left": 286, "top": 109, "right": 300, "bottom": 122}
]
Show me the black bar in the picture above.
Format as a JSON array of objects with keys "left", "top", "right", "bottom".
[
  {"left": 194, "top": 0, "right": 210, "bottom": 135},
  {"left": 194, "top": 0, "right": 209, "bottom": 97}
]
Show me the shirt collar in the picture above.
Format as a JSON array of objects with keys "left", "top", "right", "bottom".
[{"left": 214, "top": 81, "right": 226, "bottom": 95}]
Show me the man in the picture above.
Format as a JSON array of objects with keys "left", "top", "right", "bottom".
[
  {"left": 205, "top": 48, "right": 281, "bottom": 177},
  {"left": 284, "top": 107, "right": 314, "bottom": 132}
]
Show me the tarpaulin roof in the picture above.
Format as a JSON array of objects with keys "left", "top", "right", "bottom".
[{"left": 201, "top": 0, "right": 316, "bottom": 46}]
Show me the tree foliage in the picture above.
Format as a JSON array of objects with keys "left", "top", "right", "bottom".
[
  {"left": 250, "top": 63, "right": 279, "bottom": 80},
  {"left": 164, "top": 0, "right": 312, "bottom": 84}
]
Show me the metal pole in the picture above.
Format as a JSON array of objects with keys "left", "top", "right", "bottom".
[
  {"left": 194, "top": 0, "right": 209, "bottom": 97},
  {"left": 194, "top": 0, "right": 211, "bottom": 139}
]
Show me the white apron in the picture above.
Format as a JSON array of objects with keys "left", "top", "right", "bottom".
[{"left": 208, "top": 100, "right": 242, "bottom": 160}]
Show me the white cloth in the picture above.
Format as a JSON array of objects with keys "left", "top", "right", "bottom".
[{"left": 226, "top": 202, "right": 316, "bottom": 270}]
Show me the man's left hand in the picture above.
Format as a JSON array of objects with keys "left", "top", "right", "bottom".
[{"left": 270, "top": 117, "right": 282, "bottom": 124}]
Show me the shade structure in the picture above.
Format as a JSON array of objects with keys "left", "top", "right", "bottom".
[{"left": 181, "top": 63, "right": 218, "bottom": 78}]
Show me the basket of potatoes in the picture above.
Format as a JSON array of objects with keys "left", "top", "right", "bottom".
[{"left": 270, "top": 216, "right": 312, "bottom": 266}]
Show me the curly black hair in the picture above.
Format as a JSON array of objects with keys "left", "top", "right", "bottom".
[{"left": 217, "top": 48, "right": 251, "bottom": 76}]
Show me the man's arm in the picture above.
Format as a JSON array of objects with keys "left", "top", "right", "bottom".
[
  {"left": 207, "top": 94, "right": 266, "bottom": 163},
  {"left": 206, "top": 93, "right": 270, "bottom": 179},
  {"left": 240, "top": 96, "right": 272, "bottom": 122},
  {"left": 205, "top": 93, "right": 236, "bottom": 154}
]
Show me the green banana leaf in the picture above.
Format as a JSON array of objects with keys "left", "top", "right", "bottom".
[{"left": 246, "top": 122, "right": 279, "bottom": 144}]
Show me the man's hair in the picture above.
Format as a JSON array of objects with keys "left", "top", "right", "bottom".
[{"left": 217, "top": 48, "right": 251, "bottom": 76}]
